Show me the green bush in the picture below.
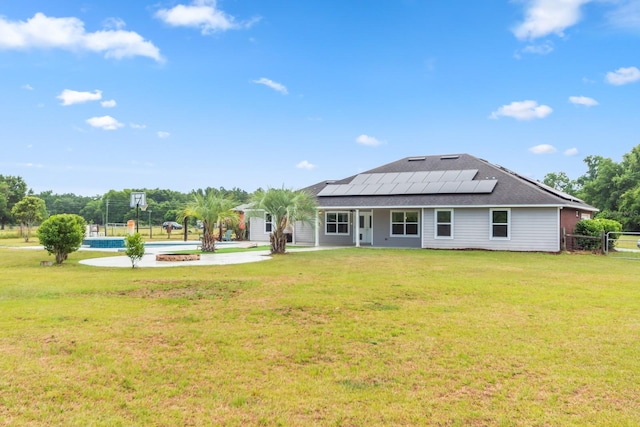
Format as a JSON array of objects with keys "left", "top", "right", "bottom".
[
  {"left": 574, "top": 218, "right": 623, "bottom": 250},
  {"left": 37, "top": 214, "right": 86, "bottom": 264},
  {"left": 124, "top": 233, "right": 145, "bottom": 268}
]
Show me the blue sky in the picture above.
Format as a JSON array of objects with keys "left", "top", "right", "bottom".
[{"left": 1, "top": 0, "right": 639, "bottom": 196}]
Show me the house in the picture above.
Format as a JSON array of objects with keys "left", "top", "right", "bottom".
[{"left": 247, "top": 154, "right": 598, "bottom": 252}]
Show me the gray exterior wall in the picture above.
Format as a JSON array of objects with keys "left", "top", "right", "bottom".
[
  {"left": 317, "top": 210, "right": 355, "bottom": 246},
  {"left": 292, "top": 221, "right": 315, "bottom": 244},
  {"left": 247, "top": 213, "right": 316, "bottom": 245},
  {"left": 247, "top": 216, "right": 270, "bottom": 243},
  {"left": 422, "top": 207, "right": 560, "bottom": 252},
  {"left": 371, "top": 208, "right": 422, "bottom": 248}
]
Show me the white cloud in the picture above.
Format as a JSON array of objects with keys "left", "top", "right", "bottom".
[
  {"left": 606, "top": 0, "right": 640, "bottom": 30},
  {"left": 605, "top": 66, "right": 640, "bottom": 85},
  {"left": 57, "top": 89, "right": 102, "bottom": 106},
  {"left": 22, "top": 84, "right": 34, "bottom": 90},
  {"left": 130, "top": 123, "right": 146, "bottom": 129},
  {"left": 103, "top": 17, "right": 126, "bottom": 31},
  {"left": 519, "top": 40, "right": 555, "bottom": 56},
  {"left": 529, "top": 144, "right": 557, "bottom": 154},
  {"left": 101, "top": 99, "right": 116, "bottom": 108},
  {"left": 86, "top": 115, "right": 124, "bottom": 130},
  {"left": 252, "top": 77, "right": 288, "bottom": 94},
  {"left": 0, "top": 13, "right": 162, "bottom": 62},
  {"left": 565, "top": 147, "right": 579, "bottom": 156},
  {"left": 296, "top": 160, "right": 317, "bottom": 170},
  {"left": 569, "top": 96, "right": 598, "bottom": 106},
  {"left": 513, "top": 0, "right": 591, "bottom": 40},
  {"left": 490, "top": 100, "right": 553, "bottom": 120},
  {"left": 355, "top": 134, "right": 383, "bottom": 146},
  {"left": 156, "top": 0, "right": 259, "bottom": 34},
  {"left": 157, "top": 131, "right": 170, "bottom": 139}
]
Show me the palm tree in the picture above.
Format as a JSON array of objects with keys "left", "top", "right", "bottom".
[
  {"left": 251, "top": 187, "right": 317, "bottom": 254},
  {"left": 181, "top": 191, "right": 239, "bottom": 252}
]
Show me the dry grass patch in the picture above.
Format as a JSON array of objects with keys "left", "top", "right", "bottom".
[{"left": 111, "top": 279, "right": 253, "bottom": 300}]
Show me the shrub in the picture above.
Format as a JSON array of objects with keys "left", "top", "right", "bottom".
[
  {"left": 124, "top": 233, "right": 145, "bottom": 268},
  {"left": 37, "top": 214, "right": 86, "bottom": 264},
  {"left": 574, "top": 218, "right": 623, "bottom": 250}
]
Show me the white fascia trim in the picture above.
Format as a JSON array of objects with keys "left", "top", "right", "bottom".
[{"left": 317, "top": 204, "right": 569, "bottom": 210}]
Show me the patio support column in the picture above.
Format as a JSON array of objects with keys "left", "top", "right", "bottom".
[{"left": 355, "top": 209, "right": 360, "bottom": 247}]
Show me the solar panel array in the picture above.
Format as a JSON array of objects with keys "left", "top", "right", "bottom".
[{"left": 317, "top": 169, "right": 498, "bottom": 197}]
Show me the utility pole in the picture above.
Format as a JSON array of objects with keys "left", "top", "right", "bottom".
[{"left": 105, "top": 200, "right": 109, "bottom": 236}]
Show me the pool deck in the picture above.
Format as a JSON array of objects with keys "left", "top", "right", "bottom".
[
  {"left": 10, "top": 240, "right": 336, "bottom": 268},
  {"left": 80, "top": 240, "right": 330, "bottom": 268}
]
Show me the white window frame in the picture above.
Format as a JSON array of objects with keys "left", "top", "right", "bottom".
[
  {"left": 390, "top": 210, "right": 420, "bottom": 237},
  {"left": 264, "top": 213, "right": 273, "bottom": 234},
  {"left": 435, "top": 209, "right": 454, "bottom": 239},
  {"left": 490, "top": 208, "right": 510, "bottom": 240},
  {"left": 325, "top": 211, "right": 350, "bottom": 235}
]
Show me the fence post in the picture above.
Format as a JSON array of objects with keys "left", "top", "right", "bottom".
[
  {"left": 601, "top": 231, "right": 606, "bottom": 255},
  {"left": 561, "top": 227, "right": 566, "bottom": 252}
]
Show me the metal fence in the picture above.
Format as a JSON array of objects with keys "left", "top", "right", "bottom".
[
  {"left": 563, "top": 231, "right": 604, "bottom": 252},
  {"left": 605, "top": 232, "right": 640, "bottom": 260}
]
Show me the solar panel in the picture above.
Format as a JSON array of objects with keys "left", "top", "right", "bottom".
[
  {"left": 392, "top": 172, "right": 414, "bottom": 183},
  {"left": 375, "top": 183, "right": 398, "bottom": 195},
  {"left": 410, "top": 171, "right": 429, "bottom": 182},
  {"left": 344, "top": 184, "right": 366, "bottom": 195},
  {"left": 318, "top": 168, "right": 497, "bottom": 196},
  {"left": 407, "top": 182, "right": 428, "bottom": 193},
  {"left": 424, "top": 170, "right": 444, "bottom": 182},
  {"left": 424, "top": 181, "right": 445, "bottom": 193},
  {"left": 363, "top": 183, "right": 383, "bottom": 194},
  {"left": 331, "top": 185, "right": 351, "bottom": 196},
  {"left": 456, "top": 180, "right": 479, "bottom": 193},
  {"left": 350, "top": 174, "right": 369, "bottom": 185},
  {"left": 393, "top": 182, "right": 414, "bottom": 194},
  {"left": 457, "top": 170, "right": 478, "bottom": 181},
  {"left": 441, "top": 170, "right": 461, "bottom": 181},
  {"left": 317, "top": 185, "right": 338, "bottom": 196},
  {"left": 476, "top": 180, "right": 498, "bottom": 193},
  {"left": 363, "top": 173, "right": 384, "bottom": 184},
  {"left": 378, "top": 173, "right": 399, "bottom": 184},
  {"left": 439, "top": 181, "right": 461, "bottom": 193}
]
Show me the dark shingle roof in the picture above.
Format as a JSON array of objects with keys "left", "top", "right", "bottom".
[{"left": 304, "top": 154, "right": 597, "bottom": 211}]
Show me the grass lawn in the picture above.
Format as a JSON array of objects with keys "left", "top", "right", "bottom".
[{"left": 0, "top": 246, "right": 638, "bottom": 426}]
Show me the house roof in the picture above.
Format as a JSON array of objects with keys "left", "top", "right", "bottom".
[{"left": 304, "top": 154, "right": 598, "bottom": 211}]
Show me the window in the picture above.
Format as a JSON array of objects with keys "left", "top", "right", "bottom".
[
  {"left": 435, "top": 209, "right": 453, "bottom": 238},
  {"left": 264, "top": 213, "right": 273, "bottom": 233},
  {"left": 391, "top": 211, "right": 419, "bottom": 236},
  {"left": 325, "top": 211, "right": 350, "bottom": 235},
  {"left": 490, "top": 209, "right": 510, "bottom": 239}
]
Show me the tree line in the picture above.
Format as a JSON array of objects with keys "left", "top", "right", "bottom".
[
  {"left": 4, "top": 143, "right": 640, "bottom": 235},
  {"left": 0, "top": 177, "right": 250, "bottom": 230},
  {"left": 543, "top": 144, "right": 640, "bottom": 231}
]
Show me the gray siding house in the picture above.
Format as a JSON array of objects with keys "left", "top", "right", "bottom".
[{"left": 247, "top": 154, "right": 598, "bottom": 252}]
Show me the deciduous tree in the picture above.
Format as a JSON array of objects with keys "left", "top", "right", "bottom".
[
  {"left": 125, "top": 233, "right": 145, "bottom": 268},
  {"left": 11, "top": 196, "right": 47, "bottom": 242},
  {"left": 37, "top": 214, "right": 86, "bottom": 264},
  {"left": 0, "top": 175, "right": 27, "bottom": 229}
]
